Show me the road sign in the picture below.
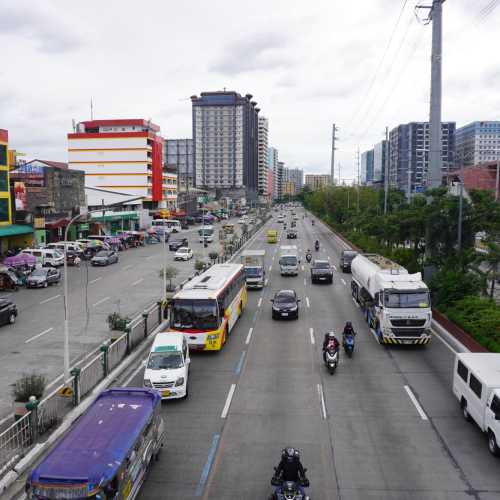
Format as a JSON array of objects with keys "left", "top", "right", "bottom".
[{"left": 58, "top": 386, "right": 73, "bottom": 398}]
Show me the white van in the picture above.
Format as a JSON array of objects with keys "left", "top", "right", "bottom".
[
  {"left": 198, "top": 226, "right": 214, "bottom": 243},
  {"left": 21, "top": 248, "right": 64, "bottom": 267},
  {"left": 46, "top": 242, "right": 84, "bottom": 254},
  {"left": 453, "top": 353, "right": 500, "bottom": 456},
  {"left": 143, "top": 332, "right": 190, "bottom": 400}
]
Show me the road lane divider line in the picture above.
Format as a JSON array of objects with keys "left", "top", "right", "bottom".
[
  {"left": 309, "top": 327, "right": 315, "bottom": 345},
  {"left": 257, "top": 297, "right": 262, "bottom": 308},
  {"left": 304, "top": 278, "right": 307, "bottom": 286},
  {"left": 264, "top": 279, "right": 268, "bottom": 286},
  {"left": 432, "top": 328, "right": 457, "bottom": 354},
  {"left": 306, "top": 297, "right": 310, "bottom": 308},
  {"left": 124, "top": 358, "right": 147, "bottom": 386},
  {"left": 131, "top": 278, "right": 144, "bottom": 286},
  {"left": 221, "top": 384, "right": 236, "bottom": 419},
  {"left": 332, "top": 264, "right": 337, "bottom": 271},
  {"left": 40, "top": 294, "right": 61, "bottom": 305},
  {"left": 404, "top": 385, "right": 429, "bottom": 421},
  {"left": 269, "top": 264, "right": 272, "bottom": 271},
  {"left": 195, "top": 433, "right": 221, "bottom": 496},
  {"left": 234, "top": 351, "right": 246, "bottom": 375},
  {"left": 245, "top": 327, "right": 253, "bottom": 345},
  {"left": 317, "top": 383, "right": 327, "bottom": 419},
  {"left": 25, "top": 327, "right": 54, "bottom": 344},
  {"left": 92, "top": 296, "right": 110, "bottom": 307},
  {"left": 123, "top": 264, "right": 133, "bottom": 270},
  {"left": 341, "top": 278, "right": 346, "bottom": 286},
  {"left": 89, "top": 277, "right": 102, "bottom": 284}
]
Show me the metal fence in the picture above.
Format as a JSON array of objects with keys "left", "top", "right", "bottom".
[
  {"left": 129, "top": 318, "right": 145, "bottom": 349},
  {"left": 79, "top": 353, "right": 105, "bottom": 400},
  {"left": 108, "top": 334, "right": 128, "bottom": 372},
  {"left": 0, "top": 413, "right": 32, "bottom": 476},
  {"left": 37, "top": 384, "right": 73, "bottom": 436}
]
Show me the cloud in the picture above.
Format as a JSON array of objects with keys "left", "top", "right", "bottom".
[
  {"left": 0, "top": 1, "right": 81, "bottom": 53},
  {"left": 209, "top": 32, "right": 295, "bottom": 75}
]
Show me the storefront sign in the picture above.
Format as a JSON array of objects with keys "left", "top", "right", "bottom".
[{"left": 14, "top": 182, "right": 27, "bottom": 210}]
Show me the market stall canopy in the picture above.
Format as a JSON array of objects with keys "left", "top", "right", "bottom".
[{"left": 3, "top": 253, "right": 37, "bottom": 266}]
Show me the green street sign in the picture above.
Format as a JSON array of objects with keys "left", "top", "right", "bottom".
[{"left": 79, "top": 223, "right": 89, "bottom": 230}]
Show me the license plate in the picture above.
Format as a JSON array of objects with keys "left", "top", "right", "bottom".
[
  {"left": 401, "top": 340, "right": 412, "bottom": 345},
  {"left": 162, "top": 390, "right": 171, "bottom": 397},
  {"left": 281, "top": 312, "right": 288, "bottom": 316}
]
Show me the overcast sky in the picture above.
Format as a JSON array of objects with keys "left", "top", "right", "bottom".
[{"left": 1, "top": 0, "right": 498, "bottom": 182}]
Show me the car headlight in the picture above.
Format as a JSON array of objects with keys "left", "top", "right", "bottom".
[
  {"left": 207, "top": 334, "right": 218, "bottom": 340},
  {"left": 289, "top": 305, "right": 298, "bottom": 311},
  {"left": 273, "top": 305, "right": 280, "bottom": 311},
  {"left": 175, "top": 377, "right": 185, "bottom": 387},
  {"left": 143, "top": 379, "right": 152, "bottom": 388}
]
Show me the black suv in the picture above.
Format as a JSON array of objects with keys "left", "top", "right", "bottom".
[
  {"left": 340, "top": 250, "right": 358, "bottom": 273},
  {"left": 311, "top": 260, "right": 333, "bottom": 284},
  {"left": 271, "top": 289, "right": 300, "bottom": 320},
  {"left": 169, "top": 237, "right": 189, "bottom": 251},
  {"left": 286, "top": 229, "right": 297, "bottom": 239}
]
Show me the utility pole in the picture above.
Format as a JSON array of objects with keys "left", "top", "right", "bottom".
[
  {"left": 330, "top": 124, "right": 338, "bottom": 184},
  {"left": 421, "top": 0, "right": 446, "bottom": 188},
  {"left": 384, "top": 126, "right": 390, "bottom": 214}
]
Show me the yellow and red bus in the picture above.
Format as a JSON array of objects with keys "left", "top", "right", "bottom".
[{"left": 169, "top": 264, "right": 247, "bottom": 351}]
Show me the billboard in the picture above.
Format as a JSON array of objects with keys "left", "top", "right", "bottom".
[
  {"left": 14, "top": 182, "right": 27, "bottom": 210},
  {"left": 11, "top": 162, "right": 45, "bottom": 187}
]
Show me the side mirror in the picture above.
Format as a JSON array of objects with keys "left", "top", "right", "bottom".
[
  {"left": 297, "top": 298, "right": 301, "bottom": 302},
  {"left": 142, "top": 360, "right": 147, "bottom": 367},
  {"left": 270, "top": 299, "right": 274, "bottom": 303}
]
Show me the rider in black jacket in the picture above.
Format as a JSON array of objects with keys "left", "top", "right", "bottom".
[{"left": 270, "top": 447, "right": 309, "bottom": 499}]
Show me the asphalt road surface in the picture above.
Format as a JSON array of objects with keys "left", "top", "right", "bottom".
[
  {"left": 0, "top": 219, "right": 238, "bottom": 419},
  {"left": 117, "top": 207, "right": 500, "bottom": 500}
]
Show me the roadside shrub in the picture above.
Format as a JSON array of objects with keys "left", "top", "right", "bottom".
[{"left": 12, "top": 373, "right": 47, "bottom": 402}]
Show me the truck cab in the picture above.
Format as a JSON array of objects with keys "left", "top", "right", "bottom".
[
  {"left": 241, "top": 249, "right": 266, "bottom": 289},
  {"left": 279, "top": 245, "right": 299, "bottom": 276}
]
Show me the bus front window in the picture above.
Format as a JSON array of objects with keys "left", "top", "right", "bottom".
[{"left": 172, "top": 299, "right": 219, "bottom": 330}]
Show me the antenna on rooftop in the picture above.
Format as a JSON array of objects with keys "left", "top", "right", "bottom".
[{"left": 90, "top": 98, "right": 94, "bottom": 120}]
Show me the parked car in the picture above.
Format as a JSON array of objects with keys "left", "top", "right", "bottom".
[
  {"left": 195, "top": 215, "right": 203, "bottom": 224},
  {"left": 174, "top": 247, "right": 193, "bottom": 261},
  {"left": 91, "top": 250, "right": 119, "bottom": 266},
  {"left": 340, "top": 250, "right": 358, "bottom": 273},
  {"left": 180, "top": 220, "right": 189, "bottom": 230},
  {"left": 27, "top": 267, "right": 61, "bottom": 288},
  {"left": 20, "top": 248, "right": 64, "bottom": 267},
  {"left": 311, "top": 259, "right": 333, "bottom": 284},
  {"left": 169, "top": 237, "right": 189, "bottom": 251},
  {"left": 271, "top": 289, "right": 300, "bottom": 320},
  {"left": 0, "top": 298, "right": 17, "bottom": 326}
]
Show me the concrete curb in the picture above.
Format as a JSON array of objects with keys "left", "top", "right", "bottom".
[{"left": 1, "top": 320, "right": 168, "bottom": 499}]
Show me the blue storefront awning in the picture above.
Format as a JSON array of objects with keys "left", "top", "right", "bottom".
[{"left": 0, "top": 225, "right": 34, "bottom": 238}]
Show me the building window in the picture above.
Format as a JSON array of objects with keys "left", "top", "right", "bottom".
[
  {"left": 0, "top": 171, "right": 8, "bottom": 192},
  {"left": 0, "top": 198, "right": 9, "bottom": 222},
  {"left": 0, "top": 145, "right": 6, "bottom": 166}
]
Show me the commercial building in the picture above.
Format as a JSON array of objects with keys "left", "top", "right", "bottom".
[
  {"left": 283, "top": 181, "right": 296, "bottom": 197},
  {"left": 11, "top": 159, "right": 85, "bottom": 245},
  {"left": 191, "top": 90, "right": 259, "bottom": 199},
  {"left": 373, "top": 140, "right": 388, "bottom": 184},
  {"left": 388, "top": 122, "right": 455, "bottom": 194},
  {"left": 455, "top": 121, "right": 500, "bottom": 168},
  {"left": 285, "top": 167, "right": 304, "bottom": 193},
  {"left": 68, "top": 119, "right": 176, "bottom": 209},
  {"left": 268, "top": 147, "right": 279, "bottom": 200},
  {"left": 165, "top": 139, "right": 193, "bottom": 190},
  {"left": 305, "top": 174, "right": 331, "bottom": 190},
  {"left": 266, "top": 167, "right": 274, "bottom": 201},
  {"left": 277, "top": 161, "right": 284, "bottom": 200},
  {"left": 257, "top": 116, "right": 269, "bottom": 197},
  {"left": 457, "top": 162, "right": 500, "bottom": 199},
  {"left": 360, "top": 149, "right": 374, "bottom": 185}
]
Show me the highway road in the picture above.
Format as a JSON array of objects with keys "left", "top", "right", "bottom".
[
  {"left": 0, "top": 219, "right": 236, "bottom": 419},
  {"left": 116, "top": 207, "right": 500, "bottom": 500}
]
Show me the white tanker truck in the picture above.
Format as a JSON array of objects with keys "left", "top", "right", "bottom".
[{"left": 350, "top": 253, "right": 432, "bottom": 345}]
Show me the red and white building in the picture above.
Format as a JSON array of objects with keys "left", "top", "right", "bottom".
[{"left": 68, "top": 119, "right": 177, "bottom": 209}]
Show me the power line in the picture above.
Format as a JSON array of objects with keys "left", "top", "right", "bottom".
[{"left": 477, "top": 0, "right": 500, "bottom": 23}]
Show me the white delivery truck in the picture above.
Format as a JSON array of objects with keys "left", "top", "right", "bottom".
[
  {"left": 351, "top": 253, "right": 432, "bottom": 345},
  {"left": 453, "top": 353, "right": 500, "bottom": 456},
  {"left": 279, "top": 245, "right": 299, "bottom": 276},
  {"left": 241, "top": 249, "right": 266, "bottom": 289}
]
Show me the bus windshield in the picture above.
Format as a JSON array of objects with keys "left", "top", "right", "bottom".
[
  {"left": 384, "top": 291, "right": 430, "bottom": 308},
  {"left": 172, "top": 299, "right": 219, "bottom": 330}
]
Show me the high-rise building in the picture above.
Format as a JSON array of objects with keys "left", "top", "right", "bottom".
[
  {"left": 360, "top": 149, "right": 374, "bottom": 185},
  {"left": 455, "top": 121, "right": 500, "bottom": 168},
  {"left": 68, "top": 119, "right": 176, "bottom": 209},
  {"left": 373, "top": 140, "right": 388, "bottom": 184},
  {"left": 388, "top": 122, "right": 455, "bottom": 194},
  {"left": 305, "top": 174, "right": 331, "bottom": 190},
  {"left": 257, "top": 116, "right": 269, "bottom": 196},
  {"left": 165, "top": 139, "right": 193, "bottom": 189},
  {"left": 268, "top": 147, "right": 279, "bottom": 200},
  {"left": 191, "top": 91, "right": 259, "bottom": 198},
  {"left": 283, "top": 181, "right": 295, "bottom": 197},
  {"left": 277, "top": 161, "right": 284, "bottom": 200},
  {"left": 285, "top": 168, "right": 304, "bottom": 193}
]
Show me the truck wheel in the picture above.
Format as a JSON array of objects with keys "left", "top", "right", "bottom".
[
  {"left": 488, "top": 431, "right": 500, "bottom": 456},
  {"left": 461, "top": 399, "right": 471, "bottom": 422}
]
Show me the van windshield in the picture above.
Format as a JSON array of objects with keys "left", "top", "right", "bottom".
[{"left": 147, "top": 351, "right": 183, "bottom": 370}]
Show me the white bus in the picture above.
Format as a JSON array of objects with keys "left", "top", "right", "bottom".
[
  {"left": 168, "top": 264, "right": 247, "bottom": 351},
  {"left": 151, "top": 219, "right": 182, "bottom": 233}
]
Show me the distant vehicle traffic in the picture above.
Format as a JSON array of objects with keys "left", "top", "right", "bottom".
[
  {"left": 241, "top": 249, "right": 266, "bottom": 289},
  {"left": 271, "top": 289, "right": 300, "bottom": 320},
  {"left": 351, "top": 254, "right": 432, "bottom": 345},
  {"left": 26, "top": 388, "right": 165, "bottom": 500},
  {"left": 21, "top": 248, "right": 64, "bottom": 267},
  {"left": 169, "top": 237, "right": 189, "bottom": 251},
  {"left": 26, "top": 267, "right": 61, "bottom": 288},
  {"left": 151, "top": 219, "right": 182, "bottom": 233},
  {"left": 286, "top": 229, "right": 297, "bottom": 239},
  {"left": 310, "top": 260, "right": 333, "bottom": 284},
  {"left": 0, "top": 298, "right": 17, "bottom": 326},
  {"left": 198, "top": 226, "right": 214, "bottom": 243},
  {"left": 169, "top": 263, "right": 247, "bottom": 351},
  {"left": 453, "top": 353, "right": 500, "bottom": 456},
  {"left": 174, "top": 247, "right": 193, "bottom": 261},
  {"left": 340, "top": 250, "right": 358, "bottom": 273}
]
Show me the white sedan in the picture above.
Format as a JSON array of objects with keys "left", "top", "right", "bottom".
[{"left": 174, "top": 247, "right": 193, "bottom": 261}]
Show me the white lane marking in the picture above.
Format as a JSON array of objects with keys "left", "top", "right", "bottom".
[
  {"left": 89, "top": 277, "right": 102, "bottom": 284},
  {"left": 301, "top": 265, "right": 304, "bottom": 271},
  {"left": 269, "top": 265, "right": 272, "bottom": 271},
  {"left": 327, "top": 255, "right": 331, "bottom": 260},
  {"left": 341, "top": 278, "right": 346, "bottom": 286},
  {"left": 258, "top": 297, "right": 262, "bottom": 308},
  {"left": 132, "top": 278, "right": 144, "bottom": 286},
  {"left": 245, "top": 327, "right": 253, "bottom": 345},
  {"left": 317, "top": 384, "right": 327, "bottom": 419},
  {"left": 306, "top": 297, "right": 310, "bottom": 308},
  {"left": 25, "top": 327, "right": 54, "bottom": 344},
  {"left": 123, "top": 264, "right": 133, "bottom": 271},
  {"left": 404, "top": 385, "right": 429, "bottom": 421},
  {"left": 309, "top": 327, "right": 315, "bottom": 345},
  {"left": 304, "top": 278, "right": 307, "bottom": 286},
  {"left": 332, "top": 264, "right": 337, "bottom": 271},
  {"left": 272, "top": 255, "right": 275, "bottom": 262},
  {"left": 369, "top": 328, "right": 380, "bottom": 342},
  {"left": 40, "top": 294, "right": 61, "bottom": 305},
  {"left": 92, "top": 296, "right": 110, "bottom": 307},
  {"left": 264, "top": 279, "right": 268, "bottom": 286},
  {"left": 221, "top": 383, "right": 237, "bottom": 419},
  {"left": 124, "top": 359, "right": 147, "bottom": 386}
]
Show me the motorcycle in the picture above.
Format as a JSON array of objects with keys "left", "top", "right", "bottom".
[
  {"left": 305, "top": 253, "right": 312, "bottom": 264},
  {"left": 271, "top": 469, "right": 310, "bottom": 500},
  {"left": 314, "top": 242, "right": 320, "bottom": 251},
  {"left": 324, "top": 348, "right": 338, "bottom": 375},
  {"left": 311, "top": 220, "right": 315, "bottom": 226},
  {"left": 343, "top": 334, "right": 355, "bottom": 357}
]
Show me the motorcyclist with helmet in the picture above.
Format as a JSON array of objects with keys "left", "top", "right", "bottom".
[
  {"left": 322, "top": 331, "right": 339, "bottom": 362},
  {"left": 305, "top": 249, "right": 312, "bottom": 263},
  {"left": 342, "top": 321, "right": 356, "bottom": 344},
  {"left": 314, "top": 240, "right": 320, "bottom": 251},
  {"left": 270, "top": 447, "right": 309, "bottom": 500}
]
